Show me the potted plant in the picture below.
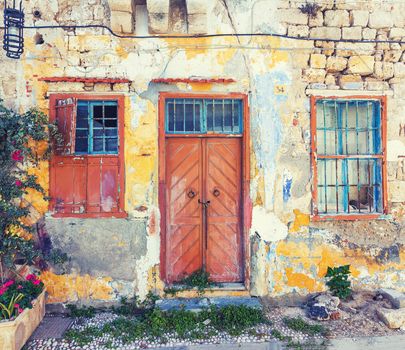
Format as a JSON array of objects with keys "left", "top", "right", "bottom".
[
  {"left": 0, "top": 99, "right": 66, "bottom": 350},
  {"left": 0, "top": 274, "right": 46, "bottom": 350}
]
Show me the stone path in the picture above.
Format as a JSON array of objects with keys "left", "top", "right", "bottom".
[{"left": 29, "top": 315, "right": 73, "bottom": 340}]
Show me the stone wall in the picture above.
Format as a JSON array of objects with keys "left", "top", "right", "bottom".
[{"left": 0, "top": 0, "right": 403, "bottom": 304}]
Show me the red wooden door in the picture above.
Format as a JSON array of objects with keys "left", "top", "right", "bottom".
[
  {"left": 166, "top": 138, "right": 203, "bottom": 283},
  {"left": 206, "top": 138, "right": 243, "bottom": 282},
  {"left": 165, "top": 137, "right": 242, "bottom": 283}
]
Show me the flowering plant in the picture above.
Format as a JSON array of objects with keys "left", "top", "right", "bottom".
[
  {"left": 0, "top": 98, "right": 67, "bottom": 284},
  {"left": 0, "top": 273, "right": 44, "bottom": 320}
]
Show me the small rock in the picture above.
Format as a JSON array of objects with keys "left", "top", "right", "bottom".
[
  {"left": 376, "top": 307, "right": 405, "bottom": 329},
  {"left": 378, "top": 289, "right": 405, "bottom": 309},
  {"left": 308, "top": 303, "right": 330, "bottom": 321},
  {"left": 315, "top": 294, "right": 340, "bottom": 311}
]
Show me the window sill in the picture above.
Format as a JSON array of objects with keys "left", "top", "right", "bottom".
[
  {"left": 311, "top": 213, "right": 390, "bottom": 222},
  {"left": 51, "top": 212, "right": 128, "bottom": 219}
]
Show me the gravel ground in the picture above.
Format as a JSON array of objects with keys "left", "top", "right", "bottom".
[
  {"left": 25, "top": 291, "right": 404, "bottom": 350},
  {"left": 25, "top": 311, "right": 324, "bottom": 350}
]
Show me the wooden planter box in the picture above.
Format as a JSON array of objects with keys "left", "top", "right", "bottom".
[{"left": 0, "top": 290, "right": 46, "bottom": 350}]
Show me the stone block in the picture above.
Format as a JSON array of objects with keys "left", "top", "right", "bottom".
[
  {"left": 188, "top": 13, "right": 207, "bottom": 34},
  {"left": 342, "top": 27, "right": 362, "bottom": 40},
  {"left": 365, "top": 78, "right": 389, "bottom": 91},
  {"left": 378, "top": 289, "right": 405, "bottom": 309},
  {"left": 374, "top": 62, "right": 394, "bottom": 79},
  {"left": 148, "top": 12, "right": 169, "bottom": 34},
  {"left": 108, "top": 0, "right": 134, "bottom": 13},
  {"left": 303, "top": 68, "right": 326, "bottom": 83},
  {"left": 94, "top": 83, "right": 113, "bottom": 92},
  {"left": 310, "top": 54, "right": 326, "bottom": 69},
  {"left": 377, "top": 308, "right": 405, "bottom": 329},
  {"left": 147, "top": 0, "right": 169, "bottom": 33},
  {"left": 310, "top": 27, "right": 341, "bottom": 40},
  {"left": 338, "top": 75, "right": 364, "bottom": 90},
  {"left": 394, "top": 63, "right": 405, "bottom": 78},
  {"left": 347, "top": 56, "right": 374, "bottom": 75},
  {"left": 315, "top": 41, "right": 335, "bottom": 56},
  {"left": 363, "top": 28, "right": 377, "bottom": 40},
  {"left": 389, "top": 181, "right": 405, "bottom": 202},
  {"left": 111, "top": 10, "right": 134, "bottom": 34},
  {"left": 335, "top": 42, "right": 375, "bottom": 57},
  {"left": 326, "top": 56, "right": 347, "bottom": 72},
  {"left": 186, "top": 0, "right": 208, "bottom": 14},
  {"left": 384, "top": 51, "right": 402, "bottom": 63},
  {"left": 369, "top": 11, "right": 394, "bottom": 28},
  {"left": 350, "top": 10, "right": 369, "bottom": 27},
  {"left": 325, "top": 74, "right": 336, "bottom": 86},
  {"left": 278, "top": 9, "right": 308, "bottom": 25},
  {"left": 147, "top": 0, "right": 170, "bottom": 13},
  {"left": 288, "top": 25, "right": 309, "bottom": 38},
  {"left": 324, "top": 10, "right": 349, "bottom": 27},
  {"left": 389, "top": 27, "right": 405, "bottom": 39},
  {"left": 309, "top": 12, "right": 323, "bottom": 27}
]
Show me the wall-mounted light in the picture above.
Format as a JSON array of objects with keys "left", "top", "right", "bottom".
[{"left": 3, "top": 1, "right": 24, "bottom": 59}]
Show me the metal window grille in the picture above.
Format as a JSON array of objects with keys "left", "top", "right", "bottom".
[
  {"left": 166, "top": 98, "right": 243, "bottom": 134},
  {"left": 75, "top": 100, "right": 118, "bottom": 154},
  {"left": 315, "top": 99, "right": 383, "bottom": 214}
]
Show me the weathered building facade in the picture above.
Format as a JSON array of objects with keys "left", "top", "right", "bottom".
[{"left": 0, "top": 0, "right": 404, "bottom": 304}]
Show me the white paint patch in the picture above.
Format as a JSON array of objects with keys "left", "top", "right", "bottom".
[
  {"left": 250, "top": 206, "right": 288, "bottom": 242},
  {"left": 387, "top": 140, "right": 405, "bottom": 161}
]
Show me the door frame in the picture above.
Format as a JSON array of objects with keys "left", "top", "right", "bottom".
[{"left": 158, "top": 92, "right": 251, "bottom": 289}]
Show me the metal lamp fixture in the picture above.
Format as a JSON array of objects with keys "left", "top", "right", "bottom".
[{"left": 3, "top": 0, "right": 24, "bottom": 59}]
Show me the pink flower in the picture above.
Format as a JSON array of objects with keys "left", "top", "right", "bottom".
[
  {"left": 11, "top": 150, "right": 23, "bottom": 162},
  {"left": 33, "top": 279, "right": 41, "bottom": 285},
  {"left": 26, "top": 274, "right": 36, "bottom": 281},
  {"left": 17, "top": 285, "right": 23, "bottom": 290},
  {"left": 15, "top": 304, "right": 23, "bottom": 314},
  {"left": 4, "top": 280, "right": 14, "bottom": 288},
  {"left": 15, "top": 180, "right": 23, "bottom": 187}
]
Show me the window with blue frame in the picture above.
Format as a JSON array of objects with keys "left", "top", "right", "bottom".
[
  {"left": 75, "top": 100, "right": 119, "bottom": 154},
  {"left": 314, "top": 99, "right": 383, "bottom": 215},
  {"left": 166, "top": 98, "right": 243, "bottom": 134}
]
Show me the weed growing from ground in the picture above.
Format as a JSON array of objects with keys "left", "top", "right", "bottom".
[
  {"left": 66, "top": 304, "right": 96, "bottom": 318},
  {"left": 283, "top": 317, "right": 328, "bottom": 336},
  {"left": 325, "top": 265, "right": 352, "bottom": 300},
  {"left": 65, "top": 305, "right": 267, "bottom": 346}
]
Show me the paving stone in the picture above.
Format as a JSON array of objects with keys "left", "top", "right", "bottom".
[
  {"left": 378, "top": 288, "right": 405, "bottom": 309},
  {"left": 156, "top": 297, "right": 262, "bottom": 312},
  {"left": 29, "top": 316, "right": 73, "bottom": 340}
]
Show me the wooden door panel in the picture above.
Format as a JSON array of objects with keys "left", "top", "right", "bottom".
[
  {"left": 166, "top": 138, "right": 202, "bottom": 282},
  {"left": 206, "top": 138, "right": 243, "bottom": 282}
]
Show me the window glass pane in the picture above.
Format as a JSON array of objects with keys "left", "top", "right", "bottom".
[
  {"left": 165, "top": 98, "right": 241, "bottom": 134},
  {"left": 206, "top": 100, "right": 241, "bottom": 133},
  {"left": 75, "top": 138, "right": 88, "bottom": 153},
  {"left": 93, "top": 138, "right": 103, "bottom": 152},
  {"left": 166, "top": 99, "right": 202, "bottom": 133},
  {"left": 77, "top": 104, "right": 89, "bottom": 128},
  {"left": 106, "top": 138, "right": 118, "bottom": 152}
]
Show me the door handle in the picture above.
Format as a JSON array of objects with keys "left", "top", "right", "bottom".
[
  {"left": 187, "top": 188, "right": 196, "bottom": 199},
  {"left": 213, "top": 188, "right": 220, "bottom": 197},
  {"left": 198, "top": 199, "right": 211, "bottom": 208}
]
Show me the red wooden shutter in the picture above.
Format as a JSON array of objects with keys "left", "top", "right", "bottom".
[
  {"left": 55, "top": 98, "right": 77, "bottom": 155},
  {"left": 86, "top": 157, "right": 120, "bottom": 213}
]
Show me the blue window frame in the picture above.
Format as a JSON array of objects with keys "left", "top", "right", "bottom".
[
  {"left": 315, "top": 99, "right": 383, "bottom": 214},
  {"left": 75, "top": 100, "right": 118, "bottom": 154},
  {"left": 165, "top": 98, "right": 243, "bottom": 134}
]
